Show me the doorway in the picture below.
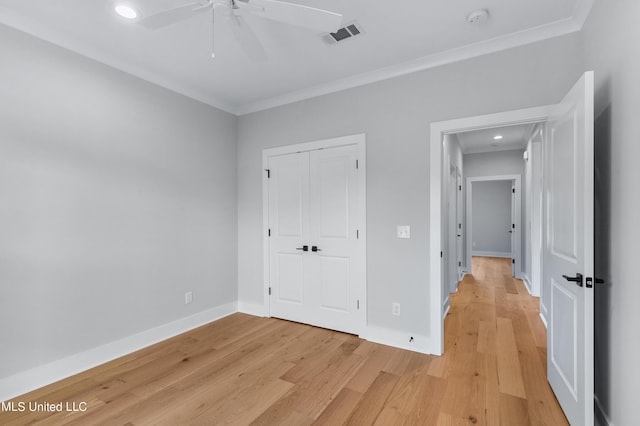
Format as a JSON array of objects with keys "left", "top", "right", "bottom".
[
  {"left": 262, "top": 134, "right": 367, "bottom": 336},
  {"left": 465, "top": 175, "right": 522, "bottom": 279}
]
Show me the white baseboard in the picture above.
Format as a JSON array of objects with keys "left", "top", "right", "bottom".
[
  {"left": 472, "top": 251, "right": 512, "bottom": 258},
  {"left": 0, "top": 302, "right": 237, "bottom": 402},
  {"left": 521, "top": 273, "right": 533, "bottom": 294},
  {"left": 361, "top": 325, "right": 431, "bottom": 355},
  {"left": 595, "top": 395, "right": 613, "bottom": 426},
  {"left": 237, "top": 300, "right": 267, "bottom": 317},
  {"left": 442, "top": 296, "right": 451, "bottom": 321},
  {"left": 539, "top": 312, "right": 548, "bottom": 329}
]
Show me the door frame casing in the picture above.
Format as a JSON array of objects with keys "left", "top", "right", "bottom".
[
  {"left": 465, "top": 175, "right": 522, "bottom": 278},
  {"left": 262, "top": 133, "right": 367, "bottom": 334},
  {"left": 429, "top": 105, "right": 553, "bottom": 355}
]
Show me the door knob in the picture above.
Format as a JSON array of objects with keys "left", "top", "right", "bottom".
[
  {"left": 311, "top": 246, "right": 321, "bottom": 252},
  {"left": 562, "top": 273, "right": 583, "bottom": 287},
  {"left": 296, "top": 245, "right": 309, "bottom": 252}
]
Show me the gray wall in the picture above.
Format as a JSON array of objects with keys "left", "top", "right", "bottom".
[
  {"left": 464, "top": 149, "right": 526, "bottom": 178},
  {"left": 238, "top": 35, "right": 584, "bottom": 340},
  {"left": 464, "top": 149, "right": 525, "bottom": 269},
  {"left": 581, "top": 1, "right": 640, "bottom": 424},
  {"left": 0, "top": 24, "right": 238, "bottom": 379},
  {"left": 471, "top": 181, "right": 512, "bottom": 255}
]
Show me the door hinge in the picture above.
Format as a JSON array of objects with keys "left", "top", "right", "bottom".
[
  {"left": 265, "top": 169, "right": 271, "bottom": 178},
  {"left": 268, "top": 287, "right": 271, "bottom": 295},
  {"left": 268, "top": 228, "right": 271, "bottom": 237},
  {"left": 458, "top": 261, "right": 462, "bottom": 267},
  {"left": 459, "top": 185, "right": 462, "bottom": 191},
  {"left": 356, "top": 159, "right": 359, "bottom": 170},
  {"left": 356, "top": 229, "right": 359, "bottom": 239},
  {"left": 440, "top": 251, "right": 443, "bottom": 258},
  {"left": 512, "top": 259, "right": 515, "bottom": 264},
  {"left": 458, "top": 223, "right": 462, "bottom": 229},
  {"left": 357, "top": 299, "right": 360, "bottom": 310},
  {"left": 512, "top": 188, "right": 515, "bottom": 193}
]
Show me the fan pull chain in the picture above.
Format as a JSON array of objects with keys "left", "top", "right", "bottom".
[{"left": 211, "top": 7, "right": 215, "bottom": 58}]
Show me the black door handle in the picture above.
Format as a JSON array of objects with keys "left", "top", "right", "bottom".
[
  {"left": 296, "top": 245, "right": 309, "bottom": 252},
  {"left": 562, "top": 273, "right": 583, "bottom": 287},
  {"left": 311, "top": 246, "right": 321, "bottom": 252}
]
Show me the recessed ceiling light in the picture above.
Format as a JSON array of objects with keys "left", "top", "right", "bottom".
[
  {"left": 493, "top": 135, "right": 503, "bottom": 140},
  {"left": 115, "top": 4, "right": 139, "bottom": 20}
]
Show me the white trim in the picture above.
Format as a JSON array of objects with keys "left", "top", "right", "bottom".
[
  {"left": 442, "top": 298, "right": 451, "bottom": 321},
  {"left": 237, "top": 301, "right": 267, "bottom": 317},
  {"left": 442, "top": 295, "right": 450, "bottom": 319},
  {"left": 0, "top": 302, "right": 237, "bottom": 402},
  {"left": 471, "top": 251, "right": 512, "bottom": 258},
  {"left": 430, "top": 105, "right": 554, "bottom": 356},
  {"left": 521, "top": 273, "right": 533, "bottom": 295},
  {"left": 539, "top": 312, "right": 548, "bottom": 329},
  {"left": 361, "top": 326, "right": 430, "bottom": 355},
  {"left": 0, "top": 6, "right": 237, "bottom": 114},
  {"left": 262, "top": 134, "right": 367, "bottom": 335},
  {"left": 236, "top": 16, "right": 590, "bottom": 115},
  {"left": 0, "top": 4, "right": 594, "bottom": 116},
  {"left": 594, "top": 395, "right": 613, "bottom": 426}
]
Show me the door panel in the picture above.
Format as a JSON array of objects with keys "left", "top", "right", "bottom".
[
  {"left": 268, "top": 152, "right": 310, "bottom": 320},
  {"left": 275, "top": 160, "right": 306, "bottom": 237},
  {"left": 544, "top": 71, "right": 594, "bottom": 425},
  {"left": 319, "top": 256, "right": 350, "bottom": 311},
  {"left": 276, "top": 253, "right": 304, "bottom": 303},
  {"left": 268, "top": 143, "right": 361, "bottom": 335},
  {"left": 549, "top": 111, "right": 578, "bottom": 261},
  {"left": 317, "top": 156, "right": 350, "bottom": 239}
]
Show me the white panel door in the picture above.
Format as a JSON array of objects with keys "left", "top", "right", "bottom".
[
  {"left": 268, "top": 152, "right": 310, "bottom": 321},
  {"left": 511, "top": 182, "right": 516, "bottom": 277},
  {"left": 308, "top": 145, "right": 360, "bottom": 333},
  {"left": 544, "top": 71, "right": 594, "bottom": 425},
  {"left": 268, "top": 144, "right": 361, "bottom": 334}
]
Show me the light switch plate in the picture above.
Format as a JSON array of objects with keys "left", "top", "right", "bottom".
[{"left": 397, "top": 225, "right": 410, "bottom": 239}]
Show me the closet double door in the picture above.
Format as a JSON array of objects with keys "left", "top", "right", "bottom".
[{"left": 267, "top": 143, "right": 363, "bottom": 334}]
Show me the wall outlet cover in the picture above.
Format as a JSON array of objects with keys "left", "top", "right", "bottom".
[{"left": 397, "top": 226, "right": 410, "bottom": 239}]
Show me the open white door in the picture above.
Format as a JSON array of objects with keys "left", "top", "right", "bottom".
[{"left": 544, "top": 71, "right": 594, "bottom": 425}]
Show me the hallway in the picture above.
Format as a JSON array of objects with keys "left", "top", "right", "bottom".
[{"left": 438, "top": 256, "right": 568, "bottom": 424}]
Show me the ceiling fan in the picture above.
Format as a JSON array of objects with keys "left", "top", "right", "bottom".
[{"left": 122, "top": 0, "right": 343, "bottom": 61}]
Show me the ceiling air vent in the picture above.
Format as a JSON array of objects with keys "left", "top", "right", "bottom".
[{"left": 322, "top": 21, "right": 364, "bottom": 45}]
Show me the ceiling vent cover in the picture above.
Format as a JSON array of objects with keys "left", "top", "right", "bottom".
[{"left": 322, "top": 21, "right": 364, "bottom": 45}]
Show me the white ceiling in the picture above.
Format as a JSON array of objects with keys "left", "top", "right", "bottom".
[
  {"left": 0, "top": 0, "right": 592, "bottom": 115},
  {"left": 456, "top": 123, "right": 537, "bottom": 154}
]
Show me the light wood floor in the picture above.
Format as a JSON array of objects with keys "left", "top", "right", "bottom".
[{"left": 1, "top": 257, "right": 567, "bottom": 425}]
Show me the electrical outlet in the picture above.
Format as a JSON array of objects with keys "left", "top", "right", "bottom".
[
  {"left": 397, "top": 226, "right": 410, "bottom": 239},
  {"left": 185, "top": 291, "right": 193, "bottom": 305},
  {"left": 392, "top": 302, "right": 401, "bottom": 316}
]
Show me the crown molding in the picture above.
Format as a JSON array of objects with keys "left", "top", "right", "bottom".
[
  {"left": 236, "top": 11, "right": 593, "bottom": 115},
  {"left": 1, "top": 1, "right": 593, "bottom": 117},
  {"left": 0, "top": 7, "right": 239, "bottom": 115}
]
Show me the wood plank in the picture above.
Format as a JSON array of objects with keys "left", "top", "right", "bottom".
[
  {"left": 0, "top": 258, "right": 568, "bottom": 426},
  {"left": 344, "top": 372, "right": 399, "bottom": 425},
  {"left": 496, "top": 317, "right": 527, "bottom": 398}
]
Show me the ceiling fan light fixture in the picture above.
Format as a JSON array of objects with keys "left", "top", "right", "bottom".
[{"left": 115, "top": 4, "right": 139, "bottom": 20}]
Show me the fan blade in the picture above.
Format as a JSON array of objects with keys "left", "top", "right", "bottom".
[
  {"left": 240, "top": 0, "right": 342, "bottom": 32},
  {"left": 229, "top": 14, "right": 267, "bottom": 61},
  {"left": 139, "top": 2, "right": 210, "bottom": 29}
]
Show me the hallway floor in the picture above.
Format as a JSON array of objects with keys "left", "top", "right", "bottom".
[{"left": 438, "top": 256, "right": 568, "bottom": 424}]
